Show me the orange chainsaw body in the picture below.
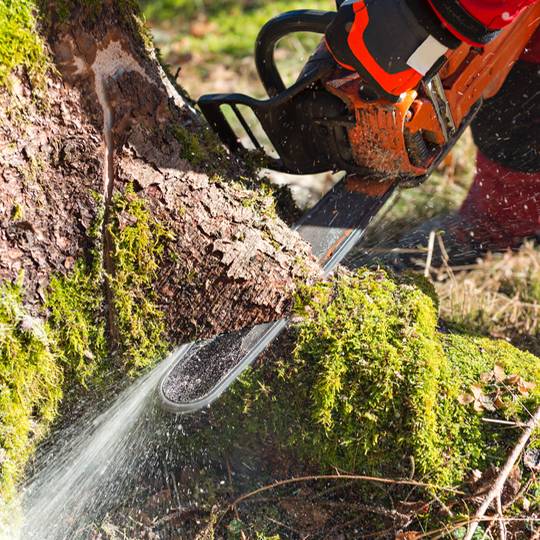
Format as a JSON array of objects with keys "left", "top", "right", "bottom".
[
  {"left": 324, "top": 3, "right": 540, "bottom": 180},
  {"left": 199, "top": 6, "right": 539, "bottom": 185}
]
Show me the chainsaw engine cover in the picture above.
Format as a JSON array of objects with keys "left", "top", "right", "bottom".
[{"left": 197, "top": 9, "right": 365, "bottom": 175}]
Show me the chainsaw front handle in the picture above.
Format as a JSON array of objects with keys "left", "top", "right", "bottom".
[{"left": 254, "top": 9, "right": 336, "bottom": 97}]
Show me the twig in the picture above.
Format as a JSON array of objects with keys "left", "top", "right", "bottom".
[
  {"left": 224, "top": 456, "right": 240, "bottom": 521},
  {"left": 481, "top": 417, "right": 527, "bottom": 428},
  {"left": 215, "top": 474, "right": 461, "bottom": 530},
  {"left": 265, "top": 516, "right": 304, "bottom": 537},
  {"left": 424, "top": 230, "right": 437, "bottom": 278},
  {"left": 463, "top": 405, "right": 540, "bottom": 540},
  {"left": 436, "top": 233, "right": 457, "bottom": 285},
  {"left": 432, "top": 492, "right": 454, "bottom": 518},
  {"left": 496, "top": 495, "right": 506, "bottom": 540},
  {"left": 230, "top": 474, "right": 463, "bottom": 510},
  {"left": 436, "top": 232, "right": 450, "bottom": 267}
]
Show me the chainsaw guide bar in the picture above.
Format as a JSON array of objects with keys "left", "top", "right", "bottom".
[{"left": 158, "top": 97, "right": 478, "bottom": 414}]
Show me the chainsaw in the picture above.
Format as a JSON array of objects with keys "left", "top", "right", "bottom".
[{"left": 158, "top": 5, "right": 540, "bottom": 414}]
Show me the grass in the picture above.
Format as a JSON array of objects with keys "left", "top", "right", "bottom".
[
  {"left": 143, "top": 0, "right": 333, "bottom": 58},
  {"left": 144, "top": 0, "right": 334, "bottom": 103},
  {"left": 436, "top": 242, "right": 540, "bottom": 356}
]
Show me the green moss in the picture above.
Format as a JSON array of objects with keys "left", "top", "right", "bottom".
[
  {"left": 401, "top": 271, "right": 440, "bottom": 311},
  {"left": 52, "top": 0, "right": 122, "bottom": 24},
  {"left": 107, "top": 185, "right": 173, "bottom": 373},
  {"left": 209, "top": 268, "right": 540, "bottom": 491},
  {"left": 40, "top": 187, "right": 172, "bottom": 380},
  {"left": 171, "top": 124, "right": 227, "bottom": 169},
  {"left": 0, "top": 187, "right": 173, "bottom": 503},
  {"left": 0, "top": 280, "right": 62, "bottom": 501},
  {"left": 45, "top": 260, "right": 107, "bottom": 386},
  {"left": 44, "top": 0, "right": 153, "bottom": 52},
  {"left": 44, "top": 200, "right": 107, "bottom": 386},
  {"left": 0, "top": 0, "right": 49, "bottom": 89},
  {"left": 10, "top": 204, "right": 24, "bottom": 222},
  {"left": 236, "top": 179, "right": 278, "bottom": 220},
  {"left": 227, "top": 519, "right": 281, "bottom": 540},
  {"left": 47, "top": 186, "right": 173, "bottom": 377},
  {"left": 443, "top": 334, "right": 540, "bottom": 423},
  {"left": 172, "top": 125, "right": 208, "bottom": 166}
]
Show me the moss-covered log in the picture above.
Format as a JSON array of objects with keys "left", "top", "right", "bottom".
[
  {"left": 0, "top": 0, "right": 319, "bottom": 503},
  {"left": 204, "top": 269, "right": 540, "bottom": 491}
]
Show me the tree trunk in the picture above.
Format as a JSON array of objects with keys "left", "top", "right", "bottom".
[{"left": 0, "top": 0, "right": 319, "bottom": 367}]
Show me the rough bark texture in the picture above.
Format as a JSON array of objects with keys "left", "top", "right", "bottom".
[{"left": 0, "top": 1, "right": 319, "bottom": 351}]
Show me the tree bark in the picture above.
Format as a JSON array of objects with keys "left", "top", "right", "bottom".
[{"left": 0, "top": 1, "right": 319, "bottom": 356}]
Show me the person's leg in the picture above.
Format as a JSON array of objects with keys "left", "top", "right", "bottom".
[{"left": 459, "top": 27, "right": 540, "bottom": 250}]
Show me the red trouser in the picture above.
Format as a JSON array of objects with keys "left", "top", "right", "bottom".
[{"left": 459, "top": 27, "right": 540, "bottom": 247}]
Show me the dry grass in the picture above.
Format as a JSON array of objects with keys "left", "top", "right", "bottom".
[{"left": 434, "top": 242, "right": 540, "bottom": 356}]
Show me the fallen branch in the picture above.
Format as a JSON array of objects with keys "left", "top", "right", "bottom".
[
  {"left": 214, "top": 473, "right": 463, "bottom": 532},
  {"left": 230, "top": 473, "right": 464, "bottom": 510},
  {"left": 424, "top": 230, "right": 437, "bottom": 278},
  {"left": 464, "top": 405, "right": 540, "bottom": 540}
]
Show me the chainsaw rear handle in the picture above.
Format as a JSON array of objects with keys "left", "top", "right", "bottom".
[{"left": 255, "top": 10, "right": 336, "bottom": 97}]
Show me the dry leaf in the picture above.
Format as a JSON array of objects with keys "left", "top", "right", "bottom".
[
  {"left": 524, "top": 447, "right": 540, "bottom": 472},
  {"left": 517, "top": 379, "right": 536, "bottom": 396},
  {"left": 494, "top": 364, "right": 506, "bottom": 382},
  {"left": 471, "top": 384, "right": 483, "bottom": 399},
  {"left": 480, "top": 371, "right": 493, "bottom": 383},
  {"left": 502, "top": 465, "right": 522, "bottom": 504},
  {"left": 493, "top": 394, "right": 505, "bottom": 410},
  {"left": 506, "top": 374, "right": 521, "bottom": 385},
  {"left": 473, "top": 399, "right": 484, "bottom": 412},
  {"left": 458, "top": 393, "right": 474, "bottom": 405},
  {"left": 478, "top": 395, "right": 496, "bottom": 412}
]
